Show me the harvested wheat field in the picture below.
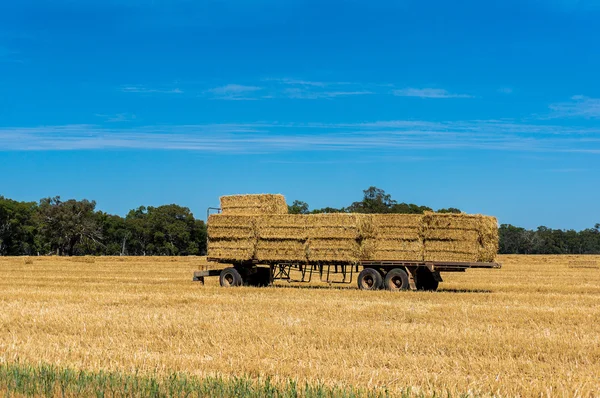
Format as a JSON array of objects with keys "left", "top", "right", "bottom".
[{"left": 1, "top": 255, "right": 600, "bottom": 396}]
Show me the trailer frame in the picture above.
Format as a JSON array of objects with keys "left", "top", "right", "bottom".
[{"left": 193, "top": 259, "right": 501, "bottom": 291}]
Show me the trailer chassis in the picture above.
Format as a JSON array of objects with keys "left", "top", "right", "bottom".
[{"left": 193, "top": 259, "right": 501, "bottom": 291}]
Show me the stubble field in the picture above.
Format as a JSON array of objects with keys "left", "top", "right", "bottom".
[{"left": 0, "top": 255, "right": 599, "bottom": 396}]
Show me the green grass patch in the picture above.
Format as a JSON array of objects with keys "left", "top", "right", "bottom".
[{"left": 0, "top": 361, "right": 395, "bottom": 397}]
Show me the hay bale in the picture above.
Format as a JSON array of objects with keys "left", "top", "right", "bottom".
[
  {"left": 424, "top": 240, "right": 479, "bottom": 254},
  {"left": 370, "top": 214, "right": 423, "bottom": 240},
  {"left": 422, "top": 212, "right": 481, "bottom": 230},
  {"left": 307, "top": 214, "right": 360, "bottom": 239},
  {"left": 372, "top": 214, "right": 423, "bottom": 228},
  {"left": 256, "top": 240, "right": 307, "bottom": 262},
  {"left": 361, "top": 238, "right": 423, "bottom": 261},
  {"left": 208, "top": 239, "right": 255, "bottom": 261},
  {"left": 478, "top": 216, "right": 499, "bottom": 262},
  {"left": 256, "top": 215, "right": 307, "bottom": 240},
  {"left": 306, "top": 238, "right": 360, "bottom": 263},
  {"left": 208, "top": 214, "right": 256, "bottom": 240},
  {"left": 423, "top": 229, "right": 479, "bottom": 241},
  {"left": 423, "top": 251, "right": 478, "bottom": 262},
  {"left": 220, "top": 194, "right": 288, "bottom": 215}
]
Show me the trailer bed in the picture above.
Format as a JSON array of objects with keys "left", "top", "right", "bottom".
[{"left": 194, "top": 259, "right": 501, "bottom": 291}]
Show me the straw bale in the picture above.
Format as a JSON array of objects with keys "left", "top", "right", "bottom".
[
  {"left": 208, "top": 239, "right": 255, "bottom": 261},
  {"left": 256, "top": 240, "right": 307, "bottom": 262},
  {"left": 256, "top": 214, "right": 307, "bottom": 240},
  {"left": 423, "top": 251, "right": 478, "bottom": 262},
  {"left": 306, "top": 214, "right": 360, "bottom": 239},
  {"left": 361, "top": 238, "right": 423, "bottom": 261},
  {"left": 369, "top": 214, "right": 423, "bottom": 240},
  {"left": 424, "top": 229, "right": 479, "bottom": 241},
  {"left": 372, "top": 214, "right": 423, "bottom": 228},
  {"left": 306, "top": 238, "right": 360, "bottom": 263},
  {"left": 372, "top": 250, "right": 423, "bottom": 261},
  {"left": 478, "top": 216, "right": 499, "bottom": 262},
  {"left": 423, "top": 212, "right": 481, "bottom": 231},
  {"left": 424, "top": 240, "right": 479, "bottom": 254},
  {"left": 208, "top": 214, "right": 255, "bottom": 240},
  {"left": 220, "top": 194, "right": 288, "bottom": 215},
  {"left": 356, "top": 214, "right": 376, "bottom": 239}
]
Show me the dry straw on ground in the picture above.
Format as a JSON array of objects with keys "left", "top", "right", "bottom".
[
  {"left": 220, "top": 194, "right": 288, "bottom": 215},
  {"left": 1, "top": 255, "right": 599, "bottom": 397}
]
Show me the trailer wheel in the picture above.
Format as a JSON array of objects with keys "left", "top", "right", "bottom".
[
  {"left": 416, "top": 268, "right": 439, "bottom": 291},
  {"left": 357, "top": 268, "right": 383, "bottom": 290},
  {"left": 219, "top": 267, "right": 243, "bottom": 287},
  {"left": 384, "top": 268, "right": 410, "bottom": 291}
]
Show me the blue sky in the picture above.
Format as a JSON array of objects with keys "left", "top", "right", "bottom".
[{"left": 1, "top": 0, "right": 599, "bottom": 229}]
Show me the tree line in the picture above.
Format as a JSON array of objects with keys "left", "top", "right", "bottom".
[
  {"left": 0, "top": 196, "right": 206, "bottom": 256},
  {"left": 1, "top": 187, "right": 599, "bottom": 256}
]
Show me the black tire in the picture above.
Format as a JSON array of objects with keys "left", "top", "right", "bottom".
[
  {"left": 219, "top": 267, "right": 243, "bottom": 287},
  {"left": 357, "top": 268, "right": 383, "bottom": 291},
  {"left": 416, "top": 268, "right": 439, "bottom": 291},
  {"left": 247, "top": 267, "right": 271, "bottom": 287},
  {"left": 383, "top": 268, "right": 410, "bottom": 291}
]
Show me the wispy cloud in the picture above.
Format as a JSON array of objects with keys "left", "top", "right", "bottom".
[
  {"left": 95, "top": 113, "right": 136, "bottom": 122},
  {"left": 0, "top": 45, "right": 23, "bottom": 63},
  {"left": 1, "top": 119, "right": 599, "bottom": 154},
  {"left": 549, "top": 95, "right": 600, "bottom": 118},
  {"left": 266, "top": 78, "right": 330, "bottom": 87},
  {"left": 205, "top": 84, "right": 263, "bottom": 100},
  {"left": 266, "top": 78, "right": 354, "bottom": 87},
  {"left": 393, "top": 88, "right": 474, "bottom": 99},
  {"left": 498, "top": 87, "right": 513, "bottom": 94},
  {"left": 282, "top": 88, "right": 373, "bottom": 99},
  {"left": 121, "top": 85, "right": 183, "bottom": 94}
]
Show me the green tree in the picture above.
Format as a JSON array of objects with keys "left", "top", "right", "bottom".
[
  {"left": 347, "top": 186, "right": 396, "bottom": 213},
  {"left": 437, "top": 207, "right": 462, "bottom": 214},
  {"left": 0, "top": 196, "right": 38, "bottom": 255},
  {"left": 36, "top": 197, "right": 102, "bottom": 255},
  {"left": 288, "top": 200, "right": 310, "bottom": 214}
]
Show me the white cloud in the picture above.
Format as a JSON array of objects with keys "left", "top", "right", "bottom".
[
  {"left": 1, "top": 119, "right": 599, "bottom": 154},
  {"left": 282, "top": 88, "right": 373, "bottom": 99},
  {"left": 393, "top": 88, "right": 473, "bottom": 99},
  {"left": 205, "top": 84, "right": 263, "bottom": 100},
  {"left": 549, "top": 95, "right": 600, "bottom": 118},
  {"left": 498, "top": 87, "right": 513, "bottom": 94},
  {"left": 0, "top": 45, "right": 23, "bottom": 63},
  {"left": 267, "top": 78, "right": 329, "bottom": 87},
  {"left": 121, "top": 85, "right": 182, "bottom": 94},
  {"left": 95, "top": 113, "right": 136, "bottom": 122}
]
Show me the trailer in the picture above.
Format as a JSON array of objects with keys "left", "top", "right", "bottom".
[{"left": 193, "top": 259, "right": 501, "bottom": 291}]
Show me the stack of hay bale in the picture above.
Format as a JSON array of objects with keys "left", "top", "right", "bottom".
[
  {"left": 207, "top": 193, "right": 499, "bottom": 264},
  {"left": 305, "top": 214, "right": 361, "bottom": 263},
  {"left": 422, "top": 212, "right": 498, "bottom": 262},
  {"left": 208, "top": 194, "right": 289, "bottom": 262},
  {"left": 361, "top": 214, "right": 424, "bottom": 261},
  {"left": 220, "top": 194, "right": 288, "bottom": 215},
  {"left": 255, "top": 215, "right": 307, "bottom": 262},
  {"left": 207, "top": 214, "right": 256, "bottom": 261}
]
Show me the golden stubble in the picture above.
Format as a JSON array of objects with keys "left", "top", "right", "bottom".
[{"left": 1, "top": 255, "right": 599, "bottom": 396}]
